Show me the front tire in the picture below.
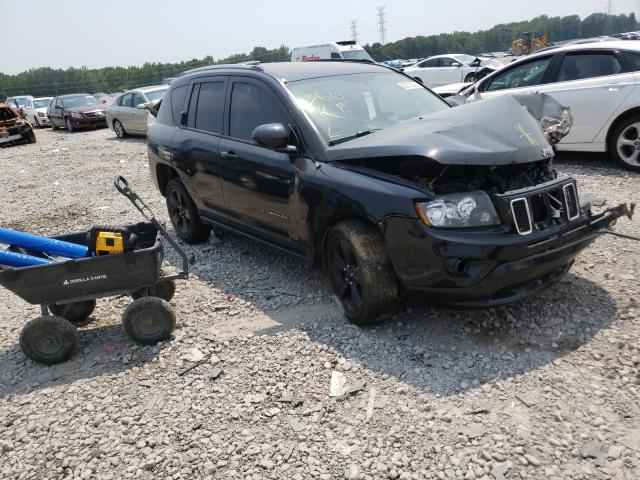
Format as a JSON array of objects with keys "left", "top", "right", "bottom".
[
  {"left": 611, "top": 116, "right": 640, "bottom": 172},
  {"left": 165, "top": 178, "right": 211, "bottom": 243},
  {"left": 113, "top": 119, "right": 126, "bottom": 138},
  {"left": 33, "top": 116, "right": 41, "bottom": 128},
  {"left": 51, "top": 117, "right": 58, "bottom": 130},
  {"left": 464, "top": 73, "right": 478, "bottom": 83},
  {"left": 65, "top": 117, "right": 74, "bottom": 132},
  {"left": 326, "top": 220, "right": 399, "bottom": 326},
  {"left": 20, "top": 316, "right": 79, "bottom": 364}
]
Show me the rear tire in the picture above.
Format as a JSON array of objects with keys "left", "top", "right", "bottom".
[
  {"left": 122, "top": 297, "right": 176, "bottom": 345},
  {"left": 326, "top": 220, "right": 399, "bottom": 326},
  {"left": 20, "top": 316, "right": 79, "bottom": 364},
  {"left": 165, "top": 178, "right": 210, "bottom": 243},
  {"left": 131, "top": 279, "right": 176, "bottom": 302},
  {"left": 113, "top": 119, "right": 126, "bottom": 138},
  {"left": 610, "top": 116, "right": 640, "bottom": 172},
  {"left": 49, "top": 300, "right": 96, "bottom": 324}
]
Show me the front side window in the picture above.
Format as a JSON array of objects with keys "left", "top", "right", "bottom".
[
  {"left": 485, "top": 56, "right": 552, "bottom": 91},
  {"left": 229, "top": 82, "right": 288, "bottom": 141},
  {"left": 419, "top": 58, "right": 438, "bottom": 68},
  {"left": 144, "top": 89, "right": 167, "bottom": 102},
  {"left": 556, "top": 52, "right": 622, "bottom": 82},
  {"left": 120, "top": 94, "right": 133, "bottom": 108},
  {"left": 287, "top": 71, "right": 448, "bottom": 144},
  {"left": 193, "top": 81, "right": 225, "bottom": 134},
  {"left": 439, "top": 57, "right": 457, "bottom": 67},
  {"left": 133, "top": 93, "right": 146, "bottom": 106}
]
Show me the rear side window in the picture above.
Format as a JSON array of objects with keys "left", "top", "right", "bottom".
[
  {"left": 193, "top": 81, "right": 225, "bottom": 134},
  {"left": 485, "top": 56, "right": 552, "bottom": 91},
  {"left": 623, "top": 51, "right": 640, "bottom": 70},
  {"left": 331, "top": 52, "right": 342, "bottom": 59},
  {"left": 556, "top": 53, "right": 622, "bottom": 82},
  {"left": 229, "top": 82, "right": 288, "bottom": 141},
  {"left": 170, "top": 85, "right": 187, "bottom": 124}
]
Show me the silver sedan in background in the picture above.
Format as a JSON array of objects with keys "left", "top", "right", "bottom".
[{"left": 106, "top": 85, "right": 168, "bottom": 137}]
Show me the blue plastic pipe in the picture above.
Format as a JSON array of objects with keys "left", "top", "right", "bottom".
[
  {"left": 0, "top": 227, "right": 87, "bottom": 259},
  {"left": 0, "top": 250, "right": 54, "bottom": 267}
]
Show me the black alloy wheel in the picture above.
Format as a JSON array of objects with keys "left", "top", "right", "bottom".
[
  {"left": 329, "top": 238, "right": 365, "bottom": 318},
  {"left": 165, "top": 178, "right": 210, "bottom": 243}
]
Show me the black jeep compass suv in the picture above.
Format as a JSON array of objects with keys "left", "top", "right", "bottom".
[{"left": 147, "top": 61, "right": 632, "bottom": 325}]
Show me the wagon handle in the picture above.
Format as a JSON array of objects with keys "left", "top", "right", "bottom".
[{"left": 114, "top": 176, "right": 189, "bottom": 279}]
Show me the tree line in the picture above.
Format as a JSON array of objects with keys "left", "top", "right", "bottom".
[{"left": 1, "top": 12, "right": 637, "bottom": 99}]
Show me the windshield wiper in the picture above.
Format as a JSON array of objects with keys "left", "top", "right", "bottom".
[{"left": 328, "top": 129, "right": 381, "bottom": 146}]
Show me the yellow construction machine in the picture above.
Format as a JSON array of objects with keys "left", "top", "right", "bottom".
[{"left": 511, "top": 32, "right": 549, "bottom": 56}]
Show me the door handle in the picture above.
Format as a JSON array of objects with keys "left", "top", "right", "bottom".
[{"left": 221, "top": 151, "right": 239, "bottom": 160}]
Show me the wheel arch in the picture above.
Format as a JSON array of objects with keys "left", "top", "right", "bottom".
[
  {"left": 308, "top": 205, "right": 382, "bottom": 268},
  {"left": 605, "top": 107, "right": 640, "bottom": 151},
  {"left": 156, "top": 163, "right": 180, "bottom": 196}
]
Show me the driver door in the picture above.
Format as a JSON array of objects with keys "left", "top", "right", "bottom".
[
  {"left": 218, "top": 77, "right": 300, "bottom": 248},
  {"left": 437, "top": 57, "right": 464, "bottom": 85}
]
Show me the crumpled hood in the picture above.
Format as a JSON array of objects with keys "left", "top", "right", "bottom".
[{"left": 325, "top": 95, "right": 555, "bottom": 166}]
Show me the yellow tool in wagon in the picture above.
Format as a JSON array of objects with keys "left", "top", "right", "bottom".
[{"left": 94, "top": 231, "right": 125, "bottom": 256}]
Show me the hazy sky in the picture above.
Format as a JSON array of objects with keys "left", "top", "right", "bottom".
[{"left": 1, "top": 0, "right": 639, "bottom": 74}]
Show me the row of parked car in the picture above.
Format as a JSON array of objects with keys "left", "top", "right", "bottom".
[{"left": 5, "top": 86, "right": 169, "bottom": 138}]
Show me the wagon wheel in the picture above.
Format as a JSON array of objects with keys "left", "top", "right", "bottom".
[
  {"left": 130, "top": 279, "right": 176, "bottom": 302},
  {"left": 19, "top": 316, "right": 79, "bottom": 364},
  {"left": 49, "top": 300, "right": 96, "bottom": 324},
  {"left": 122, "top": 297, "right": 176, "bottom": 345}
]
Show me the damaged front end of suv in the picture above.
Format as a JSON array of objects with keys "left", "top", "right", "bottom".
[
  {"left": 327, "top": 93, "right": 634, "bottom": 308},
  {"left": 0, "top": 103, "right": 36, "bottom": 147}
]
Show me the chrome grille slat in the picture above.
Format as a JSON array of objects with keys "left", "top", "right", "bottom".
[
  {"left": 563, "top": 183, "right": 579, "bottom": 220},
  {"left": 510, "top": 198, "right": 532, "bottom": 235}
]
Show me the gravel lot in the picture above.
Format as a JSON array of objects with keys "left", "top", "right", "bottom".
[{"left": 0, "top": 127, "right": 639, "bottom": 480}]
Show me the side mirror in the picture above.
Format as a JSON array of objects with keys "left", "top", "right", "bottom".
[
  {"left": 452, "top": 62, "right": 462, "bottom": 68},
  {"left": 136, "top": 103, "right": 148, "bottom": 109},
  {"left": 251, "top": 123, "right": 295, "bottom": 151}
]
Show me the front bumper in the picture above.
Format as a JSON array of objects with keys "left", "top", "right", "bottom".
[
  {"left": 69, "top": 115, "right": 107, "bottom": 128},
  {"left": 382, "top": 203, "right": 633, "bottom": 307}
]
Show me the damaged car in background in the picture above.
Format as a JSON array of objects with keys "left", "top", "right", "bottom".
[
  {"left": 147, "top": 62, "right": 635, "bottom": 326},
  {"left": 0, "top": 102, "right": 36, "bottom": 147}
]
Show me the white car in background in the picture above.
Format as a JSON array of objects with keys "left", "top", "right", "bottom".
[
  {"left": 448, "top": 41, "right": 640, "bottom": 171},
  {"left": 23, "top": 97, "right": 53, "bottom": 127},
  {"left": 403, "top": 54, "right": 503, "bottom": 87},
  {"left": 106, "top": 85, "right": 168, "bottom": 138}
]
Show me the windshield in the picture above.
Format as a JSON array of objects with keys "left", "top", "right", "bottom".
[
  {"left": 453, "top": 54, "right": 477, "bottom": 65},
  {"left": 33, "top": 99, "right": 52, "bottom": 108},
  {"left": 287, "top": 71, "right": 448, "bottom": 145},
  {"left": 144, "top": 89, "right": 167, "bottom": 102},
  {"left": 63, "top": 95, "right": 101, "bottom": 108},
  {"left": 12, "top": 97, "right": 31, "bottom": 107},
  {"left": 341, "top": 49, "right": 374, "bottom": 61}
]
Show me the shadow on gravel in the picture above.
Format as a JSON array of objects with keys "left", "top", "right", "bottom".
[
  {"left": 0, "top": 321, "right": 164, "bottom": 400},
  {"left": 179, "top": 224, "right": 619, "bottom": 397},
  {"left": 256, "top": 272, "right": 618, "bottom": 397}
]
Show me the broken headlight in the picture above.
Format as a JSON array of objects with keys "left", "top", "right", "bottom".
[{"left": 415, "top": 191, "right": 500, "bottom": 228}]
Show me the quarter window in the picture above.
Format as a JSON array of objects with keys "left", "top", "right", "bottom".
[
  {"left": 170, "top": 85, "right": 187, "bottom": 124},
  {"left": 229, "top": 82, "right": 288, "bottom": 141},
  {"left": 192, "top": 81, "right": 225, "bottom": 134},
  {"left": 623, "top": 51, "right": 640, "bottom": 70},
  {"left": 485, "top": 56, "right": 552, "bottom": 91},
  {"left": 556, "top": 53, "right": 622, "bottom": 82}
]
